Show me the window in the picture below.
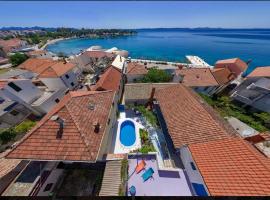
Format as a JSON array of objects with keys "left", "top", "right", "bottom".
[
  {"left": 190, "top": 162, "right": 197, "bottom": 170},
  {"left": 44, "top": 183, "right": 53, "bottom": 192},
  {"left": 10, "top": 110, "right": 19, "bottom": 116},
  {"left": 8, "top": 82, "right": 22, "bottom": 92},
  {"left": 65, "top": 74, "right": 70, "bottom": 79},
  {"left": 55, "top": 98, "right": 60, "bottom": 103},
  {"left": 71, "top": 82, "right": 74, "bottom": 86}
]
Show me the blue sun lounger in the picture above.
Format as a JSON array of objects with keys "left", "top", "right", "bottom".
[{"left": 141, "top": 167, "right": 154, "bottom": 182}]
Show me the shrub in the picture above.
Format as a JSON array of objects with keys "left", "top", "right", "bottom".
[
  {"left": 135, "top": 105, "right": 157, "bottom": 126},
  {"left": 15, "top": 120, "right": 36, "bottom": 134},
  {"left": 9, "top": 53, "right": 28, "bottom": 67},
  {"left": 139, "top": 68, "right": 172, "bottom": 83},
  {"left": 0, "top": 128, "right": 16, "bottom": 144}
]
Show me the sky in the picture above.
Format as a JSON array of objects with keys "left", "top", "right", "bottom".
[{"left": 1, "top": 1, "right": 270, "bottom": 29}]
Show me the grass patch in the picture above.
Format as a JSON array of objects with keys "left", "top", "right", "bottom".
[{"left": 199, "top": 93, "right": 270, "bottom": 132}]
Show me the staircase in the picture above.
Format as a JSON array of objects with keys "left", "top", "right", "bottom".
[{"left": 99, "top": 160, "right": 122, "bottom": 196}]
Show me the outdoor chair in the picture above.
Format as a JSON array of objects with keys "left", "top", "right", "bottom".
[
  {"left": 135, "top": 160, "right": 146, "bottom": 174},
  {"left": 141, "top": 167, "right": 154, "bottom": 182}
]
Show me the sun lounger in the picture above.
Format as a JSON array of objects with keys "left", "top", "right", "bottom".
[
  {"left": 141, "top": 167, "right": 154, "bottom": 182},
  {"left": 135, "top": 160, "right": 146, "bottom": 174}
]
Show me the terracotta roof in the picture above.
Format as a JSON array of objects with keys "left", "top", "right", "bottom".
[
  {"left": 247, "top": 66, "right": 270, "bottom": 78},
  {"left": 127, "top": 62, "right": 148, "bottom": 75},
  {"left": 6, "top": 90, "right": 115, "bottom": 162},
  {"left": 82, "top": 51, "right": 115, "bottom": 59},
  {"left": 0, "top": 80, "right": 8, "bottom": 89},
  {"left": 211, "top": 68, "right": 235, "bottom": 85},
  {"left": 176, "top": 68, "right": 219, "bottom": 87},
  {"left": 94, "top": 66, "right": 122, "bottom": 91},
  {"left": 0, "top": 157, "right": 21, "bottom": 178},
  {"left": 215, "top": 58, "right": 248, "bottom": 76},
  {"left": 0, "top": 38, "right": 24, "bottom": 53},
  {"left": 27, "top": 50, "right": 47, "bottom": 56},
  {"left": 19, "top": 58, "right": 76, "bottom": 78},
  {"left": 38, "top": 62, "right": 76, "bottom": 78},
  {"left": 189, "top": 138, "right": 270, "bottom": 196},
  {"left": 155, "top": 84, "right": 236, "bottom": 148}
]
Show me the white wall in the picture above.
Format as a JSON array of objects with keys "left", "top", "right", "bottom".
[
  {"left": 32, "top": 88, "right": 68, "bottom": 114},
  {"left": 40, "top": 78, "right": 67, "bottom": 91},
  {"left": 4, "top": 80, "right": 42, "bottom": 104},
  {"left": 60, "top": 70, "right": 79, "bottom": 90},
  {"left": 180, "top": 146, "right": 209, "bottom": 196}
]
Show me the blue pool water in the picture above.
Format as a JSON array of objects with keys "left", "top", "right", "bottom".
[
  {"left": 120, "top": 120, "right": 136, "bottom": 147},
  {"left": 47, "top": 29, "right": 270, "bottom": 75}
]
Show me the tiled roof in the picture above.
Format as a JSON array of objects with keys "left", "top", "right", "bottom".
[
  {"left": 125, "top": 83, "right": 179, "bottom": 101},
  {"left": 247, "top": 66, "right": 270, "bottom": 78},
  {"left": 155, "top": 84, "right": 236, "bottom": 148},
  {"left": 0, "top": 80, "right": 8, "bottom": 89},
  {"left": 19, "top": 58, "right": 76, "bottom": 78},
  {"left": 176, "top": 68, "right": 219, "bottom": 87},
  {"left": 215, "top": 58, "right": 248, "bottom": 75},
  {"left": 94, "top": 66, "right": 122, "bottom": 91},
  {"left": 189, "top": 138, "right": 270, "bottom": 196},
  {"left": 38, "top": 62, "right": 76, "bottom": 78},
  {"left": 82, "top": 51, "right": 115, "bottom": 58},
  {"left": 127, "top": 62, "right": 148, "bottom": 75},
  {"left": 0, "top": 38, "right": 23, "bottom": 52},
  {"left": 6, "top": 90, "right": 115, "bottom": 162},
  {"left": 211, "top": 68, "right": 235, "bottom": 85},
  {"left": 27, "top": 50, "right": 46, "bottom": 56}
]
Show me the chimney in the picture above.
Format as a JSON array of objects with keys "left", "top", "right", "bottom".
[
  {"left": 93, "top": 122, "right": 100, "bottom": 133},
  {"left": 149, "top": 87, "right": 156, "bottom": 103},
  {"left": 85, "top": 84, "right": 91, "bottom": 91},
  {"left": 51, "top": 115, "right": 64, "bottom": 139}
]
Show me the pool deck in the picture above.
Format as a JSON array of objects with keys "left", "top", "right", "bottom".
[{"left": 128, "top": 155, "right": 192, "bottom": 196}]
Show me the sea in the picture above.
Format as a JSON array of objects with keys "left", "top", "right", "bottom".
[{"left": 46, "top": 28, "right": 270, "bottom": 75}]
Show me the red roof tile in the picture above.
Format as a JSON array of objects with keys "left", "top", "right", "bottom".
[
  {"left": 82, "top": 51, "right": 115, "bottom": 59},
  {"left": 0, "top": 38, "right": 24, "bottom": 53},
  {"left": 215, "top": 58, "right": 248, "bottom": 76},
  {"left": 189, "top": 138, "right": 270, "bottom": 196},
  {"left": 247, "top": 66, "right": 270, "bottom": 78},
  {"left": 211, "top": 67, "right": 235, "bottom": 85},
  {"left": 127, "top": 62, "right": 148, "bottom": 75},
  {"left": 155, "top": 84, "right": 236, "bottom": 147},
  {"left": 19, "top": 58, "right": 76, "bottom": 78},
  {"left": 0, "top": 80, "right": 8, "bottom": 89},
  {"left": 6, "top": 90, "right": 115, "bottom": 162},
  {"left": 94, "top": 66, "right": 122, "bottom": 91},
  {"left": 176, "top": 68, "right": 219, "bottom": 87}
]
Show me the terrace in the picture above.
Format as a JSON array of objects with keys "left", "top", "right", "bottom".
[{"left": 127, "top": 154, "right": 192, "bottom": 196}]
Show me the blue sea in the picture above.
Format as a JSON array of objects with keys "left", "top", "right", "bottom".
[{"left": 46, "top": 29, "right": 270, "bottom": 74}]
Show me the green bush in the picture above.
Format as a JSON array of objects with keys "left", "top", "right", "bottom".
[
  {"left": 199, "top": 93, "right": 269, "bottom": 132},
  {"left": 15, "top": 120, "right": 36, "bottom": 134},
  {"left": 138, "top": 128, "right": 156, "bottom": 153},
  {"left": 0, "top": 128, "right": 16, "bottom": 144},
  {"left": 9, "top": 53, "right": 28, "bottom": 67},
  {"left": 135, "top": 105, "right": 157, "bottom": 126},
  {"left": 139, "top": 68, "right": 172, "bottom": 83}
]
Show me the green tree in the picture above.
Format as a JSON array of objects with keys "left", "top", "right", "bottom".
[
  {"left": 9, "top": 53, "right": 28, "bottom": 67},
  {"left": 140, "top": 68, "right": 172, "bottom": 83}
]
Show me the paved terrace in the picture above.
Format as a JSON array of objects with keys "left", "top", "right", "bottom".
[{"left": 128, "top": 154, "right": 192, "bottom": 196}]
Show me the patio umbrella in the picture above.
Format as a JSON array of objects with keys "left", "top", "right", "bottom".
[{"left": 129, "top": 185, "right": 136, "bottom": 196}]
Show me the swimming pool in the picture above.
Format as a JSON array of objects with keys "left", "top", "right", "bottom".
[
  {"left": 120, "top": 120, "right": 136, "bottom": 146},
  {"left": 114, "top": 118, "right": 142, "bottom": 154}
]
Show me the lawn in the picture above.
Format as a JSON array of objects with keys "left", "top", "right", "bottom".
[{"left": 199, "top": 93, "right": 270, "bottom": 132}]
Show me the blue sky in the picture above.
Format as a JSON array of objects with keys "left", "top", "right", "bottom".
[{"left": 1, "top": 1, "right": 270, "bottom": 28}]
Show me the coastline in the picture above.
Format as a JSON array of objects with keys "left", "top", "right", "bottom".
[{"left": 41, "top": 37, "right": 73, "bottom": 50}]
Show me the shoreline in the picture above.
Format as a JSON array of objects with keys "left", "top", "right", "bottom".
[{"left": 41, "top": 37, "right": 73, "bottom": 50}]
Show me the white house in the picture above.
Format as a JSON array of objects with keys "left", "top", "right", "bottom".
[{"left": 231, "top": 66, "right": 270, "bottom": 112}]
